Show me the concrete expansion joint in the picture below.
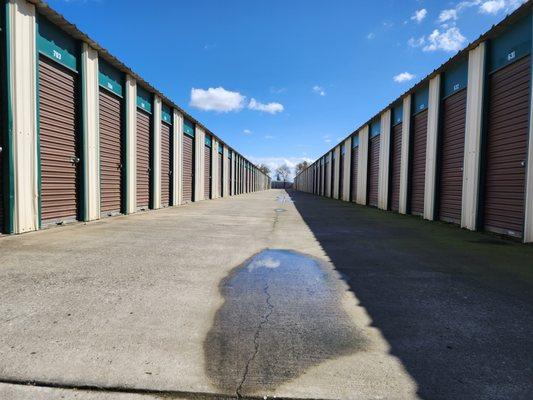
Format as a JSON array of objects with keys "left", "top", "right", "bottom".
[{"left": 236, "top": 283, "right": 274, "bottom": 399}]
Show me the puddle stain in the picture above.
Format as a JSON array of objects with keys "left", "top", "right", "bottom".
[{"left": 204, "top": 249, "right": 368, "bottom": 396}]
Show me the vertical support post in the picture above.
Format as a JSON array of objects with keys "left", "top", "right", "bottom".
[
  {"left": 194, "top": 126, "right": 205, "bottom": 201},
  {"left": 399, "top": 95, "right": 412, "bottom": 214},
  {"left": 7, "top": 0, "right": 38, "bottom": 233},
  {"left": 333, "top": 145, "right": 341, "bottom": 199},
  {"left": 172, "top": 109, "right": 183, "bottom": 206},
  {"left": 343, "top": 137, "right": 352, "bottom": 201},
  {"left": 124, "top": 75, "right": 137, "bottom": 214},
  {"left": 211, "top": 137, "right": 218, "bottom": 198},
  {"left": 81, "top": 42, "right": 100, "bottom": 221},
  {"left": 378, "top": 109, "right": 391, "bottom": 210},
  {"left": 152, "top": 96, "right": 161, "bottom": 209},
  {"left": 424, "top": 74, "right": 441, "bottom": 220},
  {"left": 357, "top": 125, "right": 369, "bottom": 205},
  {"left": 461, "top": 43, "right": 486, "bottom": 231},
  {"left": 325, "top": 152, "right": 331, "bottom": 197}
]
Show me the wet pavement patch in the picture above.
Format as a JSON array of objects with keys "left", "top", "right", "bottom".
[{"left": 204, "top": 249, "right": 368, "bottom": 397}]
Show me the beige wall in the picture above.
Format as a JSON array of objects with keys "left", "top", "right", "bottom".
[
  {"left": 399, "top": 95, "right": 411, "bottom": 214},
  {"left": 125, "top": 75, "right": 137, "bottom": 214},
  {"left": 152, "top": 96, "right": 162, "bottom": 210},
  {"left": 333, "top": 146, "right": 341, "bottom": 199},
  {"left": 356, "top": 126, "right": 369, "bottom": 205},
  {"left": 424, "top": 75, "right": 441, "bottom": 220},
  {"left": 378, "top": 109, "right": 391, "bottom": 210}
]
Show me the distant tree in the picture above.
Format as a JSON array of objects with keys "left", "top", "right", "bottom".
[
  {"left": 258, "top": 163, "right": 271, "bottom": 175},
  {"left": 294, "top": 161, "right": 309, "bottom": 176},
  {"left": 275, "top": 164, "right": 291, "bottom": 188}
]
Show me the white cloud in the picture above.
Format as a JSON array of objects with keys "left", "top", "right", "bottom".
[
  {"left": 312, "top": 85, "right": 326, "bottom": 96},
  {"left": 248, "top": 98, "right": 284, "bottom": 114},
  {"left": 438, "top": 9, "right": 458, "bottom": 22},
  {"left": 423, "top": 27, "right": 466, "bottom": 52},
  {"left": 393, "top": 72, "right": 415, "bottom": 83},
  {"left": 243, "top": 129, "right": 252, "bottom": 135},
  {"left": 367, "top": 32, "right": 375, "bottom": 39},
  {"left": 408, "top": 36, "right": 426, "bottom": 48},
  {"left": 479, "top": 0, "right": 506, "bottom": 13},
  {"left": 189, "top": 87, "right": 245, "bottom": 113},
  {"left": 411, "top": 9, "right": 428, "bottom": 23},
  {"left": 247, "top": 156, "right": 313, "bottom": 179}
]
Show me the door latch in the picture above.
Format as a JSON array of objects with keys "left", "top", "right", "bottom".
[
  {"left": 520, "top": 160, "right": 526, "bottom": 167},
  {"left": 70, "top": 156, "right": 80, "bottom": 164}
]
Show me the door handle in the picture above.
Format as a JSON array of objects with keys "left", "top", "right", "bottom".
[
  {"left": 118, "top": 163, "right": 123, "bottom": 170},
  {"left": 70, "top": 156, "right": 80, "bottom": 164},
  {"left": 520, "top": 160, "right": 526, "bottom": 167}
]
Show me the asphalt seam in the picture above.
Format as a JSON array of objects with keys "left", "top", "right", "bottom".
[{"left": 235, "top": 283, "right": 275, "bottom": 399}]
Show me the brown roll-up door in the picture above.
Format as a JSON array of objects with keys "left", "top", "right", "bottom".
[
  {"left": 368, "top": 135, "right": 380, "bottom": 207},
  {"left": 99, "top": 89, "right": 122, "bottom": 216},
  {"left": 182, "top": 134, "right": 194, "bottom": 203},
  {"left": 438, "top": 89, "right": 467, "bottom": 224},
  {"left": 0, "top": 96, "right": 4, "bottom": 233},
  {"left": 390, "top": 124, "right": 402, "bottom": 212},
  {"left": 409, "top": 109, "right": 428, "bottom": 216},
  {"left": 218, "top": 153, "right": 223, "bottom": 197},
  {"left": 351, "top": 148, "right": 358, "bottom": 201},
  {"left": 39, "top": 57, "right": 80, "bottom": 224},
  {"left": 339, "top": 154, "right": 344, "bottom": 198},
  {"left": 204, "top": 145, "right": 212, "bottom": 200},
  {"left": 483, "top": 56, "right": 530, "bottom": 238},
  {"left": 160, "top": 122, "right": 172, "bottom": 207},
  {"left": 136, "top": 109, "right": 150, "bottom": 210},
  {"left": 330, "top": 159, "right": 334, "bottom": 197},
  {"left": 227, "top": 155, "right": 231, "bottom": 196}
]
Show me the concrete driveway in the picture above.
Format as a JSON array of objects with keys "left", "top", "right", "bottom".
[{"left": 0, "top": 189, "right": 531, "bottom": 399}]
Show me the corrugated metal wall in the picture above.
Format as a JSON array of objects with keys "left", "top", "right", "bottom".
[
  {"left": 99, "top": 89, "right": 122, "bottom": 216},
  {"left": 204, "top": 144, "right": 211, "bottom": 200},
  {"left": 483, "top": 56, "right": 530, "bottom": 238},
  {"left": 339, "top": 152, "right": 344, "bottom": 198},
  {"left": 438, "top": 89, "right": 467, "bottom": 224},
  {"left": 39, "top": 57, "right": 80, "bottom": 224},
  {"left": 182, "top": 134, "right": 194, "bottom": 203},
  {"left": 351, "top": 147, "right": 358, "bottom": 201},
  {"left": 218, "top": 152, "right": 223, "bottom": 197},
  {"left": 136, "top": 109, "right": 150, "bottom": 210},
  {"left": 368, "top": 136, "right": 380, "bottom": 207},
  {"left": 161, "top": 121, "right": 171, "bottom": 207},
  {"left": 409, "top": 110, "right": 428, "bottom": 216},
  {"left": 390, "top": 124, "right": 402, "bottom": 212}
]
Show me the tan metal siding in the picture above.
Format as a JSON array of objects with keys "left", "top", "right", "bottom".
[
  {"left": 409, "top": 110, "right": 428, "bottom": 216},
  {"left": 368, "top": 135, "right": 380, "bottom": 207},
  {"left": 351, "top": 148, "right": 358, "bottom": 201},
  {"left": 339, "top": 154, "right": 344, "bottom": 199},
  {"left": 39, "top": 57, "right": 80, "bottom": 223},
  {"left": 390, "top": 124, "right": 402, "bottom": 212},
  {"left": 483, "top": 56, "right": 530, "bottom": 238},
  {"left": 218, "top": 153, "right": 223, "bottom": 197},
  {"left": 136, "top": 109, "right": 150, "bottom": 210},
  {"left": 161, "top": 122, "right": 171, "bottom": 207},
  {"left": 438, "top": 89, "right": 467, "bottom": 224},
  {"left": 99, "top": 89, "right": 122, "bottom": 216},
  {"left": 182, "top": 134, "right": 194, "bottom": 203},
  {"left": 204, "top": 145, "right": 211, "bottom": 200}
]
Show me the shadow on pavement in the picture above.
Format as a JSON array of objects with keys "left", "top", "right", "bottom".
[{"left": 287, "top": 189, "right": 533, "bottom": 400}]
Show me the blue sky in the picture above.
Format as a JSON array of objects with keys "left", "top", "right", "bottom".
[{"left": 49, "top": 0, "right": 525, "bottom": 176}]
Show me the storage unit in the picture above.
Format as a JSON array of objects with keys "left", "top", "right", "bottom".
[
  {"left": 330, "top": 152, "right": 335, "bottom": 197},
  {"left": 390, "top": 103, "right": 403, "bottom": 212},
  {"left": 483, "top": 16, "right": 531, "bottom": 238},
  {"left": 339, "top": 144, "right": 345, "bottom": 199},
  {"left": 368, "top": 119, "right": 380, "bottom": 207},
  {"left": 161, "top": 104, "right": 172, "bottom": 207},
  {"left": 204, "top": 134, "right": 212, "bottom": 200},
  {"left": 228, "top": 150, "right": 233, "bottom": 195},
  {"left": 218, "top": 143, "right": 223, "bottom": 197},
  {"left": 182, "top": 119, "right": 195, "bottom": 203},
  {"left": 351, "top": 136, "right": 359, "bottom": 202},
  {"left": 0, "top": 88, "right": 4, "bottom": 233},
  {"left": 438, "top": 61, "right": 468, "bottom": 224},
  {"left": 136, "top": 86, "right": 152, "bottom": 211},
  {"left": 38, "top": 17, "right": 81, "bottom": 225},
  {"left": 409, "top": 86, "right": 429, "bottom": 216},
  {"left": 99, "top": 60, "right": 123, "bottom": 217}
]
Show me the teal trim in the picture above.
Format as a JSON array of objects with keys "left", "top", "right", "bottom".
[
  {"left": 412, "top": 85, "right": 429, "bottom": 114},
  {"left": 183, "top": 118, "right": 194, "bottom": 137},
  {"left": 161, "top": 103, "right": 172, "bottom": 124},
  {"left": 489, "top": 13, "right": 532, "bottom": 73},
  {"left": 205, "top": 134, "right": 212, "bottom": 147},
  {"left": 392, "top": 102, "right": 403, "bottom": 126},
  {"left": 99, "top": 59, "right": 123, "bottom": 97},
  {"left": 37, "top": 14, "right": 79, "bottom": 72},
  {"left": 352, "top": 134, "right": 359, "bottom": 148},
  {"left": 3, "top": 2, "right": 14, "bottom": 232},
  {"left": 443, "top": 58, "right": 468, "bottom": 98},
  {"left": 370, "top": 119, "right": 381, "bottom": 138},
  {"left": 218, "top": 143, "right": 223, "bottom": 154},
  {"left": 136, "top": 85, "right": 152, "bottom": 113}
]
